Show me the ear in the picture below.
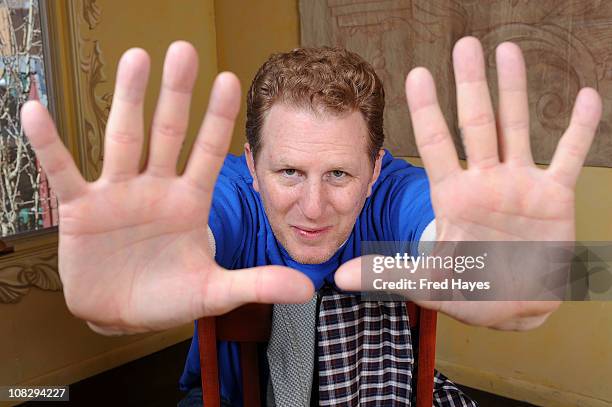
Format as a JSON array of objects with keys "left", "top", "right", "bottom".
[
  {"left": 245, "top": 142, "right": 260, "bottom": 192},
  {"left": 366, "top": 149, "right": 385, "bottom": 197}
]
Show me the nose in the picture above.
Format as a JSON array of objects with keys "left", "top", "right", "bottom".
[{"left": 299, "top": 179, "right": 325, "bottom": 220}]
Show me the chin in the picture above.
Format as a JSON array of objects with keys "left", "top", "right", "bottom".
[{"left": 286, "top": 245, "right": 338, "bottom": 265}]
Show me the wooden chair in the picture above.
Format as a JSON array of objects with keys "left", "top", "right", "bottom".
[{"left": 199, "top": 303, "right": 437, "bottom": 407}]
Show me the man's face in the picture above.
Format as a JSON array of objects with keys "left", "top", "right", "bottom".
[{"left": 246, "top": 103, "right": 382, "bottom": 264}]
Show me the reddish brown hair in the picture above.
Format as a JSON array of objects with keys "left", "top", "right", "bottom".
[{"left": 246, "top": 47, "right": 385, "bottom": 164}]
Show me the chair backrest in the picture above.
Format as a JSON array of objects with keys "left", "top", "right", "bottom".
[
  {"left": 198, "top": 302, "right": 437, "bottom": 406},
  {"left": 406, "top": 303, "right": 438, "bottom": 407}
]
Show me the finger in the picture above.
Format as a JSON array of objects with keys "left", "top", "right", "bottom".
[
  {"left": 335, "top": 254, "right": 451, "bottom": 297},
  {"left": 335, "top": 256, "right": 418, "bottom": 297},
  {"left": 20, "top": 101, "right": 87, "bottom": 202},
  {"left": 334, "top": 256, "right": 446, "bottom": 318},
  {"left": 334, "top": 256, "right": 362, "bottom": 291},
  {"left": 147, "top": 41, "right": 198, "bottom": 177},
  {"left": 218, "top": 265, "right": 314, "bottom": 310},
  {"left": 102, "top": 48, "right": 150, "bottom": 182},
  {"left": 405, "top": 67, "right": 461, "bottom": 184},
  {"left": 453, "top": 36, "right": 499, "bottom": 169},
  {"left": 496, "top": 42, "right": 533, "bottom": 165},
  {"left": 548, "top": 87, "right": 602, "bottom": 187},
  {"left": 183, "top": 72, "right": 241, "bottom": 193}
]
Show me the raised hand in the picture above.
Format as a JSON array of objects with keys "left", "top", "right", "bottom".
[
  {"left": 336, "top": 37, "right": 602, "bottom": 329},
  {"left": 408, "top": 37, "right": 601, "bottom": 243},
  {"left": 21, "top": 42, "right": 313, "bottom": 334}
]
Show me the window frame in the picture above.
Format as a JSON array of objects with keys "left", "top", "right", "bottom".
[{"left": 0, "top": 0, "right": 109, "bottom": 303}]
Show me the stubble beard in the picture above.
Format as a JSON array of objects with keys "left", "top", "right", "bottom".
[{"left": 274, "top": 226, "right": 347, "bottom": 265}]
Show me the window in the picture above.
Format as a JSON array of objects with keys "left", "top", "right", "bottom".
[{"left": 0, "top": 0, "right": 56, "bottom": 238}]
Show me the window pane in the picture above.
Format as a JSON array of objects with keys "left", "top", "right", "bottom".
[{"left": 0, "top": 0, "right": 56, "bottom": 238}]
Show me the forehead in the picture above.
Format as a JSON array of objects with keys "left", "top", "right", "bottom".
[{"left": 258, "top": 103, "right": 370, "bottom": 165}]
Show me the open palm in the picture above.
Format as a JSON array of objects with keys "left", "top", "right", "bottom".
[
  {"left": 336, "top": 38, "right": 602, "bottom": 329},
  {"left": 21, "top": 42, "right": 313, "bottom": 334},
  {"left": 411, "top": 38, "right": 600, "bottom": 244}
]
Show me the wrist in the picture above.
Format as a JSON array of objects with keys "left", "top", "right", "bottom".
[
  {"left": 86, "top": 321, "right": 132, "bottom": 336},
  {"left": 489, "top": 301, "right": 561, "bottom": 331}
]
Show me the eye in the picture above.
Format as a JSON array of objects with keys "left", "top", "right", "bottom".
[
  {"left": 281, "top": 169, "right": 298, "bottom": 177},
  {"left": 331, "top": 170, "right": 346, "bottom": 178}
]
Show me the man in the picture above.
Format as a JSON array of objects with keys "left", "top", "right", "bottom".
[
  {"left": 178, "top": 45, "right": 447, "bottom": 406},
  {"left": 20, "top": 36, "right": 601, "bottom": 406}
]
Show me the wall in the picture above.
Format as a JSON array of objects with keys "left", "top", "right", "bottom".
[
  {"left": 213, "top": 1, "right": 612, "bottom": 406},
  {"left": 92, "top": 0, "right": 219, "bottom": 171},
  {"left": 0, "top": 1, "right": 217, "bottom": 404},
  {"left": 213, "top": 0, "right": 301, "bottom": 155}
]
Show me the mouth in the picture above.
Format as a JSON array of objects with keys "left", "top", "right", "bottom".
[{"left": 291, "top": 225, "right": 332, "bottom": 240}]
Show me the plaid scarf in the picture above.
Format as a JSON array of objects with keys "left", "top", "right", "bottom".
[{"left": 316, "top": 284, "right": 477, "bottom": 406}]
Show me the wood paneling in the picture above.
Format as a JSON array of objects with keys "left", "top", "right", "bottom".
[{"left": 301, "top": 0, "right": 612, "bottom": 167}]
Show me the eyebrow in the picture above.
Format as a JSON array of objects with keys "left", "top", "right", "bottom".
[
  {"left": 271, "top": 159, "right": 357, "bottom": 173},
  {"left": 269, "top": 150, "right": 361, "bottom": 170},
  {"left": 265, "top": 158, "right": 296, "bottom": 170}
]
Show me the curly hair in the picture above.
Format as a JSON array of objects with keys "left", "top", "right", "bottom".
[{"left": 246, "top": 47, "right": 385, "bottom": 164}]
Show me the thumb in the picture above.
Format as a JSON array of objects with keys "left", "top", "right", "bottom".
[
  {"left": 334, "top": 256, "right": 365, "bottom": 291},
  {"left": 217, "top": 265, "right": 315, "bottom": 311}
]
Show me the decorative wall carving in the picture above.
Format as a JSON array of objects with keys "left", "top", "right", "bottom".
[
  {"left": 0, "top": 249, "right": 60, "bottom": 303},
  {"left": 81, "top": 0, "right": 101, "bottom": 30},
  {"left": 70, "top": 0, "right": 110, "bottom": 181},
  {"left": 300, "top": 0, "right": 612, "bottom": 167}
]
